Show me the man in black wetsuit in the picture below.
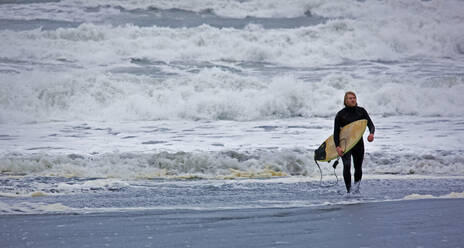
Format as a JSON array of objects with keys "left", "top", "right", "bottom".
[{"left": 334, "top": 91, "right": 375, "bottom": 194}]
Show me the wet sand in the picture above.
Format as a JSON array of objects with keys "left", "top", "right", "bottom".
[{"left": 1, "top": 198, "right": 463, "bottom": 248}]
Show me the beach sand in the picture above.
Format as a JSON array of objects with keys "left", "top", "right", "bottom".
[{"left": 1, "top": 198, "right": 463, "bottom": 248}]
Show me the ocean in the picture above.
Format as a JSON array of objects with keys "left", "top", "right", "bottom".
[{"left": 1, "top": 0, "right": 464, "bottom": 217}]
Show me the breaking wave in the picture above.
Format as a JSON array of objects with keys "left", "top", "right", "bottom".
[{"left": 1, "top": 149, "right": 463, "bottom": 180}]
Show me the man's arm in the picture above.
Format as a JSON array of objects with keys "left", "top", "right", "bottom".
[
  {"left": 363, "top": 108, "right": 375, "bottom": 142},
  {"left": 334, "top": 114, "right": 344, "bottom": 156}
]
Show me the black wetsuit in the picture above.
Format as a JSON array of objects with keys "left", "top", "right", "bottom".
[{"left": 334, "top": 106, "right": 375, "bottom": 193}]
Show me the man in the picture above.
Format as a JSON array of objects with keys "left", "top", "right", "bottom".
[{"left": 334, "top": 91, "right": 375, "bottom": 194}]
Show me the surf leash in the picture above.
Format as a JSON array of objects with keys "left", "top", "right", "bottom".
[
  {"left": 314, "top": 157, "right": 339, "bottom": 187},
  {"left": 313, "top": 138, "right": 347, "bottom": 187}
]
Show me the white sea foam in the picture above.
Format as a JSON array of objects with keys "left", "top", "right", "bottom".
[
  {"left": 0, "top": 150, "right": 312, "bottom": 179},
  {"left": 1, "top": 18, "right": 462, "bottom": 66},
  {"left": 55, "top": 0, "right": 464, "bottom": 22},
  {"left": 1, "top": 67, "right": 463, "bottom": 123},
  {"left": 0, "top": 1, "right": 118, "bottom": 22},
  {"left": 1, "top": 191, "right": 462, "bottom": 215},
  {"left": 403, "top": 192, "right": 464, "bottom": 200},
  {"left": 1, "top": 148, "right": 463, "bottom": 180},
  {"left": 2, "top": 0, "right": 463, "bottom": 59},
  {"left": 1, "top": 1, "right": 463, "bottom": 123},
  {"left": 0, "top": 191, "right": 49, "bottom": 198},
  {"left": 1, "top": 0, "right": 463, "bottom": 123},
  {"left": 0, "top": 200, "right": 323, "bottom": 215},
  {"left": 0, "top": 201, "right": 75, "bottom": 215},
  {"left": 56, "top": 179, "right": 130, "bottom": 192}
]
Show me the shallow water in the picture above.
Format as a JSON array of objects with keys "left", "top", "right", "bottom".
[{"left": 1, "top": 0, "right": 464, "bottom": 215}]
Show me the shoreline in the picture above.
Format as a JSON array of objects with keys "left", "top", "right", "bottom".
[{"left": 2, "top": 198, "right": 463, "bottom": 248}]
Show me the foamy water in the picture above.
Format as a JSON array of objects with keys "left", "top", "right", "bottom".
[{"left": 1, "top": 0, "right": 463, "bottom": 215}]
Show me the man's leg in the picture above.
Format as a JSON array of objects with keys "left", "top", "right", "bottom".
[
  {"left": 342, "top": 151, "right": 352, "bottom": 193},
  {"left": 352, "top": 140, "right": 364, "bottom": 183},
  {"left": 352, "top": 140, "right": 365, "bottom": 193}
]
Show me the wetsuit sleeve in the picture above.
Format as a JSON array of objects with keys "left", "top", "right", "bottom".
[
  {"left": 333, "top": 113, "right": 342, "bottom": 147},
  {"left": 362, "top": 108, "right": 375, "bottom": 134}
]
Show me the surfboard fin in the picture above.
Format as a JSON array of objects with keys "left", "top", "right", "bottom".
[{"left": 332, "top": 159, "right": 340, "bottom": 169}]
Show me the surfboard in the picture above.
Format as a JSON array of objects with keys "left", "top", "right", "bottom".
[{"left": 314, "top": 119, "right": 367, "bottom": 162}]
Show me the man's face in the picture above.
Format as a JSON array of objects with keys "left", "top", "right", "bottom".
[{"left": 345, "top": 94, "right": 357, "bottom": 107}]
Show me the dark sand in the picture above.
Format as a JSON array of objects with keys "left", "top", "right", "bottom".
[{"left": 1, "top": 198, "right": 463, "bottom": 248}]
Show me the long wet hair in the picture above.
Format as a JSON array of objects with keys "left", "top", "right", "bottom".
[{"left": 343, "top": 91, "right": 357, "bottom": 107}]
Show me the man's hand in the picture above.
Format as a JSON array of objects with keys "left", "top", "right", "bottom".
[
  {"left": 367, "top": 133, "right": 374, "bottom": 142},
  {"left": 336, "top": 146, "right": 344, "bottom": 157}
]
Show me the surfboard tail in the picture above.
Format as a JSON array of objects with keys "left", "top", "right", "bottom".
[{"left": 314, "top": 142, "right": 327, "bottom": 161}]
